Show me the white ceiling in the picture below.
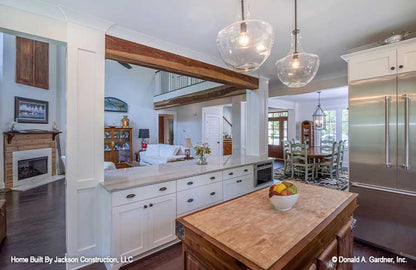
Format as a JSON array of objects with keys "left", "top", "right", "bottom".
[
  {"left": 275, "top": 86, "right": 348, "bottom": 102},
  {"left": 42, "top": 0, "right": 416, "bottom": 88}
]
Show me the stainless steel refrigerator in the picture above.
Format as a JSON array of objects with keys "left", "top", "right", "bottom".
[{"left": 349, "top": 72, "right": 416, "bottom": 259}]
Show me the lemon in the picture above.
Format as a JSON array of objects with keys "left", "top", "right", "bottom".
[{"left": 273, "top": 183, "right": 287, "bottom": 193}]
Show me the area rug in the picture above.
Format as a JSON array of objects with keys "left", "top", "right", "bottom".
[{"left": 274, "top": 168, "right": 349, "bottom": 191}]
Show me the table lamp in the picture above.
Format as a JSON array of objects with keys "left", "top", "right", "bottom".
[
  {"left": 183, "top": 138, "right": 193, "bottom": 159},
  {"left": 138, "top": 129, "right": 149, "bottom": 150}
]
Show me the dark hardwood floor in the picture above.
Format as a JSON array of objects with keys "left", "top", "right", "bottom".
[
  {"left": 0, "top": 179, "right": 66, "bottom": 270},
  {"left": 1, "top": 179, "right": 415, "bottom": 270}
]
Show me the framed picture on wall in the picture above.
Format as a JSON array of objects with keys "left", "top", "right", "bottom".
[{"left": 14, "top": 97, "right": 49, "bottom": 124}]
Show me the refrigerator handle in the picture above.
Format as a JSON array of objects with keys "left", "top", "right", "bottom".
[
  {"left": 384, "top": 96, "right": 392, "bottom": 167},
  {"left": 403, "top": 94, "right": 410, "bottom": 170}
]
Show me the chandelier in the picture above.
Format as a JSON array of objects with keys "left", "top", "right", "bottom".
[
  {"left": 217, "top": 0, "right": 274, "bottom": 73},
  {"left": 276, "top": 0, "right": 319, "bottom": 87},
  {"left": 312, "top": 91, "right": 325, "bottom": 130}
]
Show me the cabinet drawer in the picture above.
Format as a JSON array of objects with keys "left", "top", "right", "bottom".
[
  {"left": 317, "top": 239, "right": 338, "bottom": 270},
  {"left": 112, "top": 181, "right": 176, "bottom": 207},
  {"left": 222, "top": 165, "right": 253, "bottom": 180},
  {"left": 177, "top": 182, "right": 223, "bottom": 215},
  {"left": 177, "top": 172, "right": 222, "bottom": 191},
  {"left": 223, "top": 175, "right": 253, "bottom": 201}
]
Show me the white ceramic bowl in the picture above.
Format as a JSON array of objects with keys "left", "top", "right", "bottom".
[{"left": 269, "top": 193, "right": 299, "bottom": 211}]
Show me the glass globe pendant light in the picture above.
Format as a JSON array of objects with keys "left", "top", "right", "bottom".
[
  {"left": 276, "top": 0, "right": 319, "bottom": 87},
  {"left": 313, "top": 91, "right": 325, "bottom": 130},
  {"left": 217, "top": 0, "right": 274, "bottom": 73}
]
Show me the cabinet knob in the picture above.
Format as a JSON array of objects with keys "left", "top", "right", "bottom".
[
  {"left": 399, "top": 65, "right": 404, "bottom": 69},
  {"left": 144, "top": 205, "right": 148, "bottom": 208},
  {"left": 149, "top": 203, "right": 153, "bottom": 207},
  {"left": 390, "top": 66, "right": 395, "bottom": 70},
  {"left": 126, "top": 194, "right": 136, "bottom": 199},
  {"left": 187, "top": 181, "right": 193, "bottom": 185},
  {"left": 210, "top": 176, "right": 216, "bottom": 180},
  {"left": 187, "top": 198, "right": 194, "bottom": 203},
  {"left": 159, "top": 187, "right": 167, "bottom": 191},
  {"left": 244, "top": 169, "right": 248, "bottom": 172},
  {"left": 229, "top": 172, "right": 234, "bottom": 176},
  {"left": 210, "top": 192, "right": 216, "bottom": 196},
  {"left": 236, "top": 180, "right": 242, "bottom": 183}
]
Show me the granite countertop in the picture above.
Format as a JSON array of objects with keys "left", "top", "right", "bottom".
[
  {"left": 102, "top": 155, "right": 270, "bottom": 192},
  {"left": 178, "top": 182, "right": 358, "bottom": 269}
]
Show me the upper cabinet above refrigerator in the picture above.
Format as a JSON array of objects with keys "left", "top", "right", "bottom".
[{"left": 342, "top": 38, "right": 416, "bottom": 82}]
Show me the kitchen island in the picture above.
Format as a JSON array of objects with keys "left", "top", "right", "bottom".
[
  {"left": 176, "top": 182, "right": 358, "bottom": 270},
  {"left": 100, "top": 155, "right": 272, "bottom": 270}
]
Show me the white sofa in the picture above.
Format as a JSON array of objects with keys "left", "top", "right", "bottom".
[{"left": 140, "top": 144, "right": 186, "bottom": 165}]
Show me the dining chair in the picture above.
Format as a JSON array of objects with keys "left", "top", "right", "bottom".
[
  {"left": 290, "top": 143, "right": 314, "bottom": 181},
  {"left": 290, "top": 138, "right": 301, "bottom": 144},
  {"left": 321, "top": 139, "right": 335, "bottom": 149},
  {"left": 283, "top": 140, "right": 291, "bottom": 175},
  {"left": 317, "top": 142, "right": 339, "bottom": 180},
  {"left": 337, "top": 140, "right": 346, "bottom": 178}
]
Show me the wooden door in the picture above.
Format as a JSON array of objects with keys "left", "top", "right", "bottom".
[
  {"left": 112, "top": 201, "right": 148, "bottom": 257},
  {"left": 268, "top": 112, "right": 288, "bottom": 159},
  {"left": 147, "top": 194, "right": 176, "bottom": 249},
  {"left": 158, "top": 115, "right": 164, "bottom": 143}
]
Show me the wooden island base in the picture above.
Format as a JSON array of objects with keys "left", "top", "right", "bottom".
[{"left": 176, "top": 182, "right": 358, "bottom": 270}]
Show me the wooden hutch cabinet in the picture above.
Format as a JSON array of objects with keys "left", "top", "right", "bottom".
[
  {"left": 104, "top": 127, "right": 133, "bottom": 169},
  {"left": 301, "top": 121, "right": 314, "bottom": 147}
]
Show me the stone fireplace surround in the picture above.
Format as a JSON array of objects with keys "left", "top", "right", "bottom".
[{"left": 3, "top": 130, "right": 60, "bottom": 189}]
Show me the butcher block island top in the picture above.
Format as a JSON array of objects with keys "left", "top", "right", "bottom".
[
  {"left": 102, "top": 154, "right": 270, "bottom": 191},
  {"left": 176, "top": 182, "right": 358, "bottom": 270}
]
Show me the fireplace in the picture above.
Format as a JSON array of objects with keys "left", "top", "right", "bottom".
[
  {"left": 18, "top": 156, "right": 48, "bottom": 181},
  {"left": 12, "top": 148, "right": 52, "bottom": 189}
]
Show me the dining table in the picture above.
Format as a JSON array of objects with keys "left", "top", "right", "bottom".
[{"left": 290, "top": 146, "right": 333, "bottom": 179}]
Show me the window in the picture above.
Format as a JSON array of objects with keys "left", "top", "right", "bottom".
[
  {"left": 268, "top": 120, "right": 280, "bottom": 145},
  {"left": 322, "top": 110, "right": 337, "bottom": 142},
  {"left": 342, "top": 109, "right": 349, "bottom": 147}
]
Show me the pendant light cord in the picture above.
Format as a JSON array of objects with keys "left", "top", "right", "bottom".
[
  {"left": 294, "top": 0, "right": 298, "bottom": 53},
  {"left": 241, "top": 0, "right": 245, "bottom": 20}
]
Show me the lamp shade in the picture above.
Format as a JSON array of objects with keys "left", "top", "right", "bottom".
[
  {"left": 183, "top": 138, "right": 193, "bottom": 148},
  {"left": 138, "top": 129, "right": 149, "bottom": 139}
]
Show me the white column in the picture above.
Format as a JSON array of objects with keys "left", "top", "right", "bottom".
[
  {"left": 246, "top": 77, "right": 269, "bottom": 157},
  {"left": 231, "top": 96, "right": 242, "bottom": 155},
  {"left": 65, "top": 23, "right": 105, "bottom": 269}
]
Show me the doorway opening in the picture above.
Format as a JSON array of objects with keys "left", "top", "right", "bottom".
[
  {"left": 0, "top": 30, "right": 67, "bottom": 269},
  {"left": 268, "top": 111, "right": 288, "bottom": 159},
  {"left": 158, "top": 114, "right": 175, "bottom": 145}
]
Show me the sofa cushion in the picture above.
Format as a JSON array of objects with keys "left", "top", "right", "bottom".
[
  {"left": 159, "top": 144, "right": 179, "bottom": 157},
  {"left": 146, "top": 144, "right": 160, "bottom": 156}
]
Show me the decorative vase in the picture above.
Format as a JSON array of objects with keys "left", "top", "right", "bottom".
[
  {"left": 121, "top": 115, "right": 130, "bottom": 127},
  {"left": 197, "top": 155, "right": 207, "bottom": 165}
]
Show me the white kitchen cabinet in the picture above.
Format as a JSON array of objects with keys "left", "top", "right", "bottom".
[
  {"left": 348, "top": 49, "right": 396, "bottom": 81},
  {"left": 223, "top": 175, "right": 253, "bottom": 201},
  {"left": 177, "top": 181, "right": 223, "bottom": 215},
  {"left": 343, "top": 38, "right": 416, "bottom": 81},
  {"left": 112, "top": 193, "right": 176, "bottom": 258},
  {"left": 112, "top": 202, "right": 147, "bottom": 258},
  {"left": 147, "top": 193, "right": 177, "bottom": 249},
  {"left": 397, "top": 43, "right": 416, "bottom": 73}
]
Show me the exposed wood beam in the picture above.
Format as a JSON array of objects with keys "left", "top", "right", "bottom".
[
  {"left": 153, "top": 85, "right": 246, "bottom": 110},
  {"left": 105, "top": 35, "right": 259, "bottom": 90}
]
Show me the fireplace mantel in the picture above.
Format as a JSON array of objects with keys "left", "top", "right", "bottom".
[{"left": 4, "top": 130, "right": 61, "bottom": 144}]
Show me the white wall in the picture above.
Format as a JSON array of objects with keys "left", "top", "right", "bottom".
[
  {"left": 105, "top": 60, "right": 158, "bottom": 153},
  {"left": 0, "top": 33, "right": 66, "bottom": 187}
]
